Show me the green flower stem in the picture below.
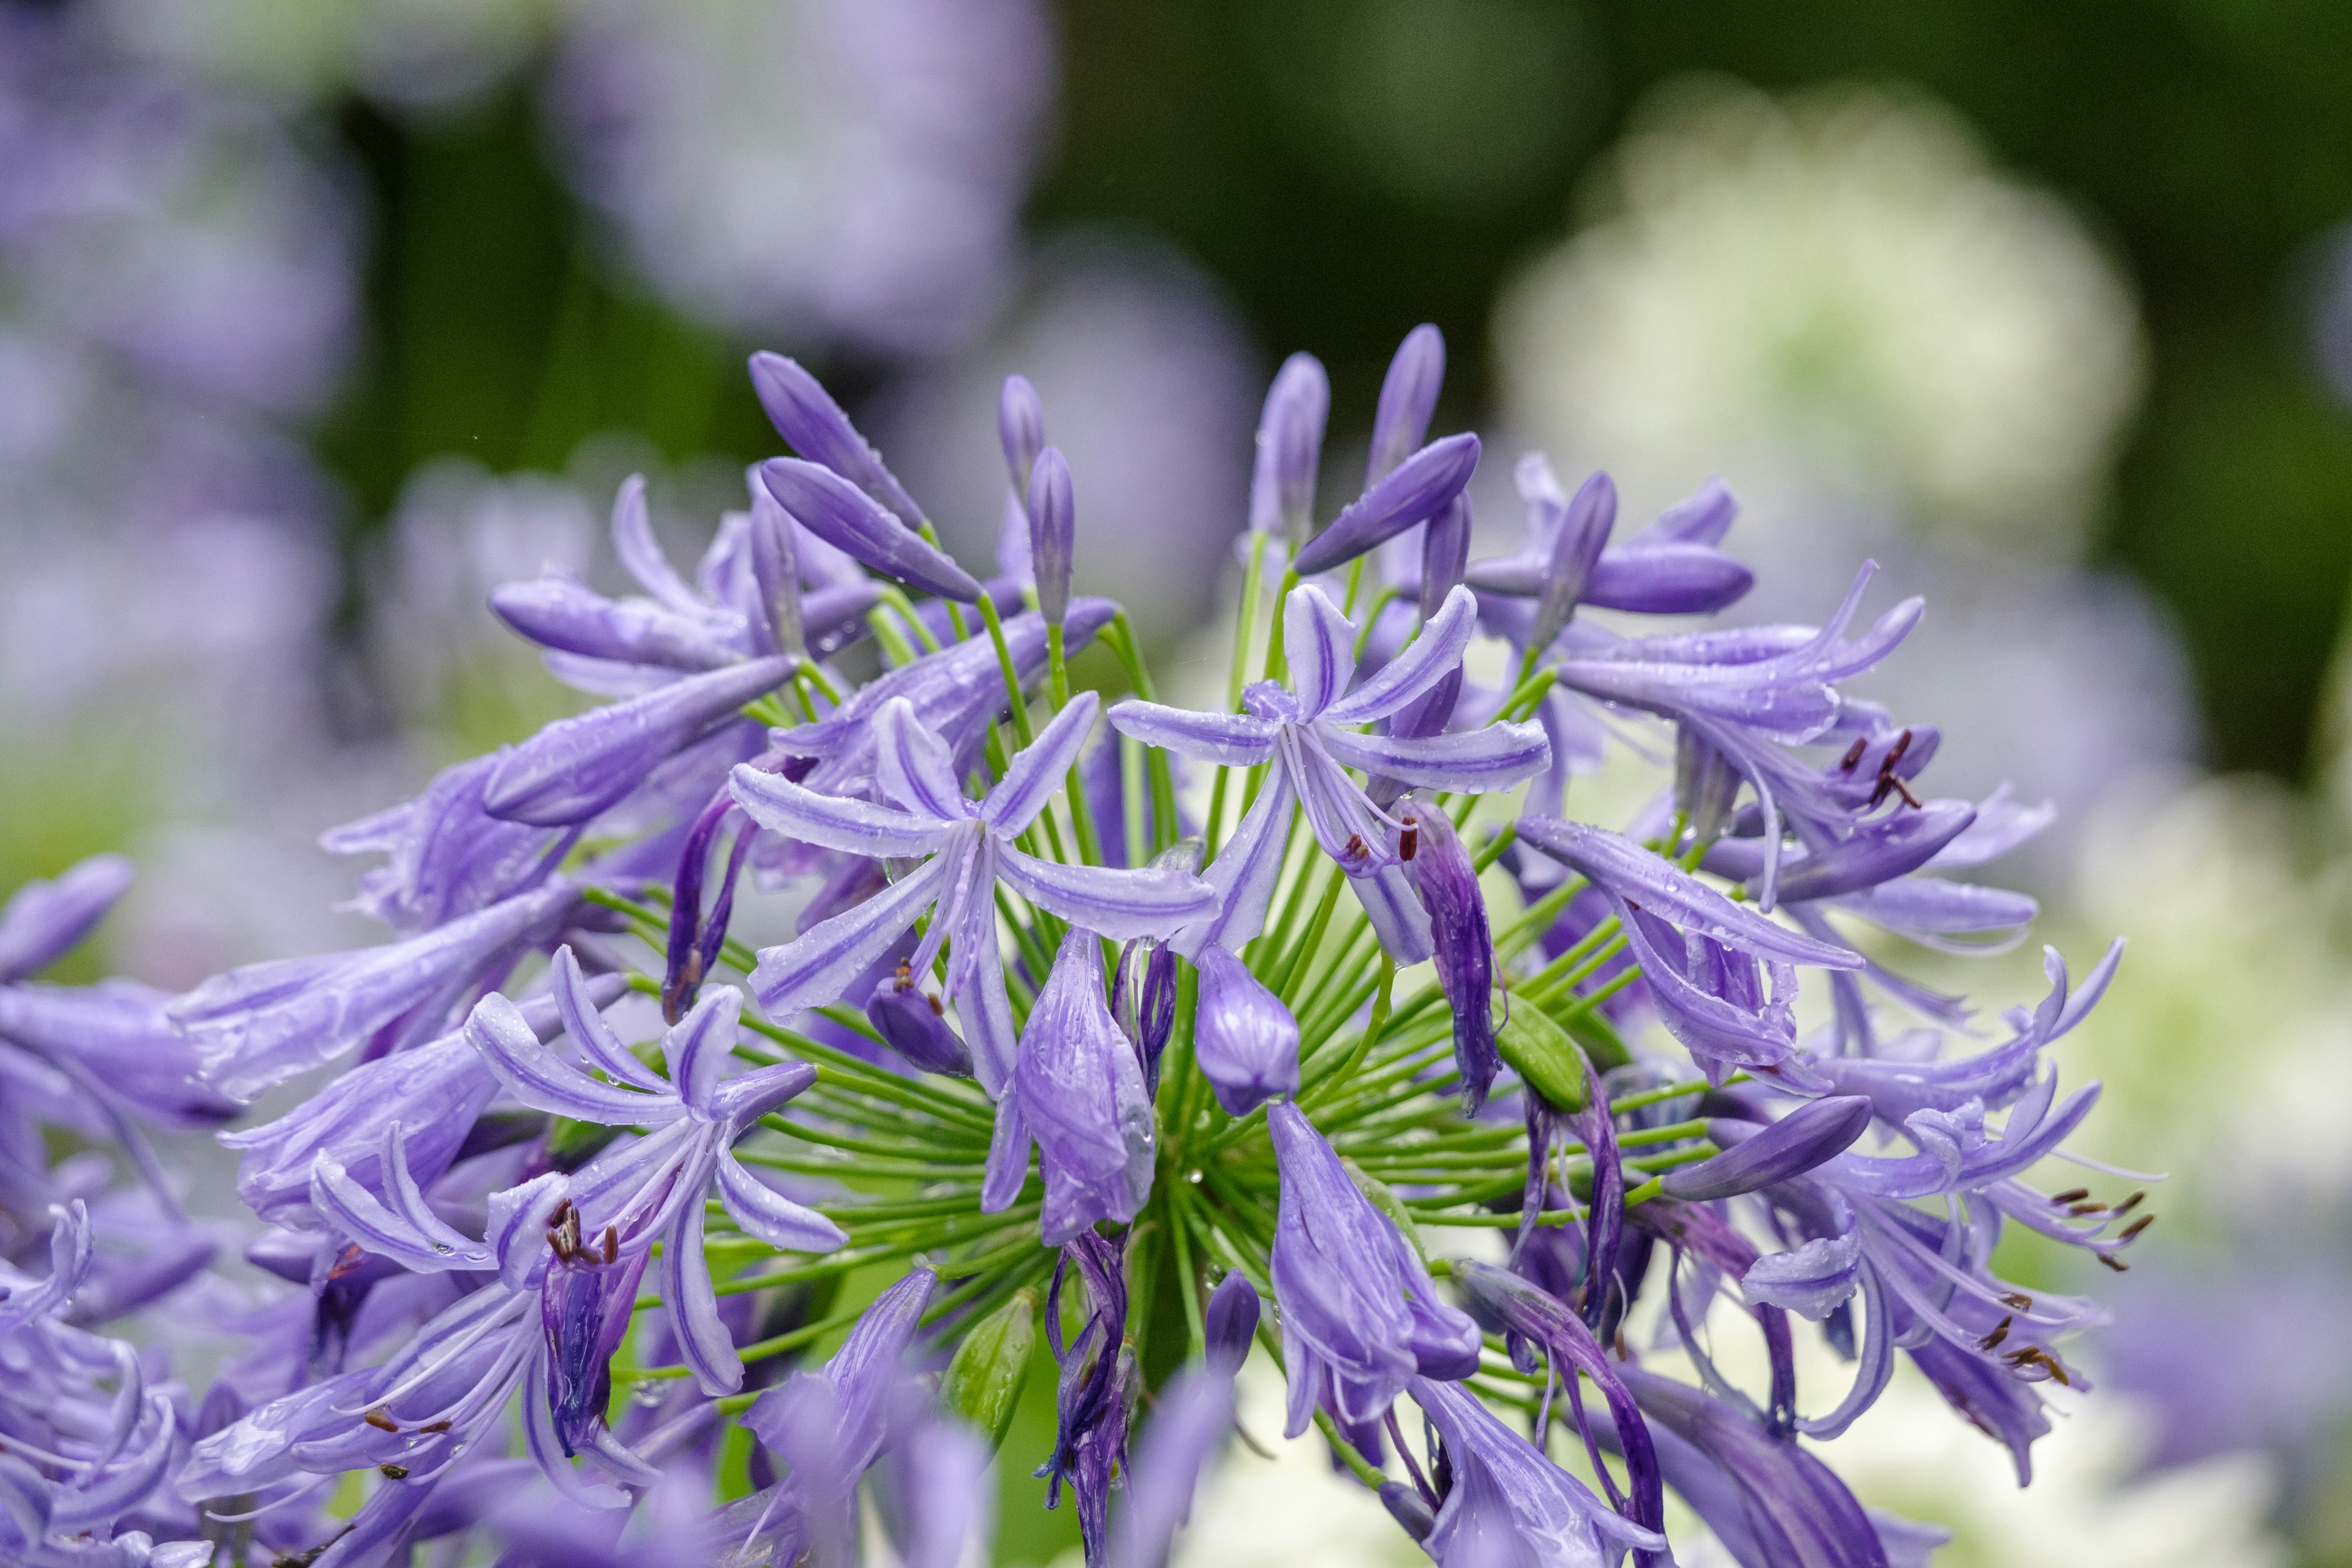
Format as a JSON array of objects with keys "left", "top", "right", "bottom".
[
  {"left": 865, "top": 601, "right": 922, "bottom": 666},
  {"left": 1120, "top": 733, "right": 1148, "bottom": 869},
  {"left": 1491, "top": 666, "right": 1558, "bottom": 725},
  {"left": 1164, "top": 1180, "right": 1210, "bottom": 1353},
  {"left": 732, "top": 1012, "right": 993, "bottom": 1133},
  {"left": 733, "top": 1150, "right": 974, "bottom": 1180},
  {"left": 871, "top": 585, "right": 945, "bottom": 656},
  {"left": 1490, "top": 877, "right": 1593, "bottom": 965},
  {"left": 921, "top": 1243, "right": 1057, "bottom": 1339},
  {"left": 1350, "top": 587, "right": 1401, "bottom": 662},
  {"left": 1206, "top": 537, "right": 1272, "bottom": 858},
  {"left": 758, "top": 1115, "right": 985, "bottom": 1165},
  {"left": 1608, "top": 1072, "right": 1746, "bottom": 1117},
  {"left": 818, "top": 1190, "right": 994, "bottom": 1224},
  {"left": 1316, "top": 1412, "right": 1390, "bottom": 1490},
  {"left": 1046, "top": 621, "right": 1069, "bottom": 711},
  {"left": 1472, "top": 822, "right": 1519, "bottom": 876},
  {"left": 1155, "top": 960, "right": 1203, "bottom": 1158},
  {"left": 1261, "top": 570, "right": 1301, "bottom": 685},
  {"left": 1104, "top": 616, "right": 1179, "bottom": 854},
  {"left": 1272, "top": 867, "right": 1348, "bottom": 1007},
  {"left": 1520, "top": 935, "right": 1630, "bottom": 1007},
  {"left": 620, "top": 1301, "right": 872, "bottom": 1380}
]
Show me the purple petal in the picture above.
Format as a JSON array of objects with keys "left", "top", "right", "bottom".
[
  {"left": 662, "top": 986, "right": 741, "bottom": 1114},
  {"left": 1170, "top": 769, "right": 1295, "bottom": 959},
  {"left": 949, "top": 894, "right": 1021, "bottom": 1098},
  {"left": 1353, "top": 861, "right": 1436, "bottom": 966},
  {"left": 760, "top": 458, "right": 979, "bottom": 603},
  {"left": 729, "top": 766, "right": 957, "bottom": 856},
  {"left": 1000, "top": 373, "right": 1046, "bottom": 491},
  {"left": 875, "top": 697, "right": 974, "bottom": 821},
  {"left": 1319, "top": 720, "right": 1551, "bottom": 793},
  {"left": 468, "top": 992, "right": 687, "bottom": 1126},
  {"left": 997, "top": 844, "right": 1218, "bottom": 942},
  {"left": 664, "top": 1200, "right": 744, "bottom": 1396},
  {"left": 1633, "top": 477, "right": 1738, "bottom": 547},
  {"left": 1583, "top": 543, "right": 1754, "bottom": 615},
  {"left": 489, "top": 1175, "right": 571, "bottom": 1287},
  {"left": 866, "top": 971, "right": 976, "bottom": 1076},
  {"left": 717, "top": 1151, "right": 846, "bottom": 1253},
  {"left": 1106, "top": 699, "right": 1278, "bottom": 767},
  {"left": 750, "top": 856, "right": 951, "bottom": 1020},
  {"left": 1744, "top": 1231, "right": 1864, "bottom": 1321},
  {"left": 1028, "top": 447, "right": 1076, "bottom": 628},
  {"left": 0, "top": 853, "right": 134, "bottom": 983},
  {"left": 551, "top": 946, "right": 668, "bottom": 1092},
  {"left": 1321, "top": 582, "right": 1479, "bottom": 726},
  {"left": 485, "top": 656, "right": 796, "bottom": 826},
  {"left": 1769, "top": 802, "right": 1977, "bottom": 903},
  {"left": 1012, "top": 931, "right": 1156, "bottom": 1244},
  {"left": 1659, "top": 1099, "right": 1874, "bottom": 1201},
  {"left": 1283, "top": 584, "right": 1359, "bottom": 721},
  {"left": 708, "top": 1060, "right": 821, "bottom": 1129},
  {"left": 983, "top": 691, "right": 1101, "bottom": 833},
  {"left": 491, "top": 576, "right": 737, "bottom": 670},
  {"left": 1292, "top": 432, "right": 1481, "bottom": 578},
  {"left": 311, "top": 1150, "right": 490, "bottom": 1273},
  {"left": 609, "top": 473, "right": 703, "bottom": 613}
]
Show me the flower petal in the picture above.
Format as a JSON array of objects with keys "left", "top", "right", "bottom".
[
  {"left": 665, "top": 1199, "right": 744, "bottom": 1396},
  {"left": 982, "top": 690, "right": 1101, "bottom": 833},
  {"left": 1170, "top": 768, "right": 1295, "bottom": 959},
  {"left": 1106, "top": 699, "right": 1278, "bottom": 766},
  {"left": 997, "top": 843, "right": 1218, "bottom": 941},
  {"left": 1319, "top": 720, "right": 1551, "bottom": 793},
  {"left": 874, "top": 697, "right": 973, "bottom": 820},
  {"left": 760, "top": 457, "right": 980, "bottom": 603},
  {"left": 1319, "top": 584, "right": 1477, "bottom": 726},
  {"left": 662, "top": 986, "right": 741, "bottom": 1115},
  {"left": 749, "top": 856, "right": 951, "bottom": 1019},
  {"left": 466, "top": 993, "right": 687, "bottom": 1126},
  {"left": 551, "top": 945, "right": 668, "bottom": 1092},
  {"left": 728, "top": 766, "right": 956, "bottom": 856},
  {"left": 608, "top": 473, "right": 704, "bottom": 614},
  {"left": 717, "top": 1150, "right": 846, "bottom": 1253},
  {"left": 1283, "top": 584, "right": 1359, "bottom": 720},
  {"left": 1292, "top": 431, "right": 1480, "bottom": 578}
]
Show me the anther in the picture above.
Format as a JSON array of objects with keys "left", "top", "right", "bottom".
[
  {"left": 2117, "top": 1214, "right": 2154, "bottom": 1243},
  {"left": 2067, "top": 1200, "right": 2106, "bottom": 1216},
  {"left": 2000, "top": 1291, "right": 2034, "bottom": 1310},
  {"left": 601, "top": 1226, "right": 619, "bottom": 1265},
  {"left": 1977, "top": 1314, "right": 2013, "bottom": 1351},
  {"left": 379, "top": 1463, "right": 409, "bottom": 1480},
  {"left": 2109, "top": 1191, "right": 2146, "bottom": 1216},
  {"left": 1839, "top": 737, "right": 1869, "bottom": 772},
  {"left": 926, "top": 993, "right": 943, "bottom": 1016},
  {"left": 362, "top": 1409, "right": 398, "bottom": 1433},
  {"left": 1344, "top": 832, "right": 1366, "bottom": 860},
  {"left": 1399, "top": 823, "right": 1419, "bottom": 862},
  {"left": 418, "top": 1420, "right": 453, "bottom": 1434},
  {"left": 2098, "top": 1254, "right": 2130, "bottom": 1273},
  {"left": 2048, "top": 1188, "right": 2090, "bottom": 1204}
]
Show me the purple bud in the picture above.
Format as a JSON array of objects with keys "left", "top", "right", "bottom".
[
  {"left": 1028, "top": 446, "right": 1076, "bottom": 630},
  {"left": 1582, "top": 543, "right": 1754, "bottom": 615},
  {"left": 1418, "top": 492, "right": 1471, "bottom": 619},
  {"left": 1379, "top": 1482, "right": 1436, "bottom": 1542},
  {"left": 483, "top": 655, "right": 796, "bottom": 826},
  {"left": 748, "top": 351, "right": 928, "bottom": 527},
  {"left": 1291, "top": 432, "right": 1480, "bottom": 578},
  {"left": 0, "top": 853, "right": 134, "bottom": 983},
  {"left": 489, "top": 576, "right": 737, "bottom": 670},
  {"left": 540, "top": 1201, "right": 650, "bottom": 1457},
  {"left": 1248, "top": 352, "right": 1330, "bottom": 548},
  {"left": 866, "top": 965, "right": 976, "bottom": 1077},
  {"left": 1526, "top": 465, "right": 1616, "bottom": 656},
  {"left": 1367, "top": 323, "right": 1446, "bottom": 484},
  {"left": 1000, "top": 373, "right": 1046, "bottom": 492},
  {"left": 1202, "top": 1272, "right": 1260, "bottom": 1376},
  {"left": 1396, "top": 801, "right": 1496, "bottom": 1115},
  {"left": 1768, "top": 801, "right": 1977, "bottom": 903},
  {"left": 748, "top": 488, "right": 807, "bottom": 660},
  {"left": 1659, "top": 1097, "right": 1874, "bottom": 1201},
  {"left": 760, "top": 458, "right": 982, "bottom": 603},
  {"left": 1191, "top": 946, "right": 1300, "bottom": 1117}
]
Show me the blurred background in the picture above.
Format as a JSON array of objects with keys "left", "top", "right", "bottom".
[{"left": 5, "top": 0, "right": 2351, "bottom": 1562}]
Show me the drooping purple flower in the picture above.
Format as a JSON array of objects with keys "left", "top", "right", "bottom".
[
  {"left": 169, "top": 881, "right": 582, "bottom": 1102},
  {"left": 1395, "top": 797, "right": 1498, "bottom": 1114},
  {"left": 761, "top": 458, "right": 982, "bottom": 604},
  {"left": 1289, "top": 432, "right": 1480, "bottom": 579},
  {"left": 1657, "top": 1096, "right": 1874, "bottom": 1202},
  {"left": 1203, "top": 1272, "right": 1261, "bottom": 1376},
  {"left": 322, "top": 754, "right": 576, "bottom": 935},
  {"left": 467, "top": 974, "right": 844, "bottom": 1396},
  {"left": 1029, "top": 445, "right": 1076, "bottom": 630},
  {"left": 0, "top": 853, "right": 133, "bottom": 982},
  {"left": 1248, "top": 352, "right": 1330, "bottom": 551},
  {"left": 865, "top": 963, "right": 976, "bottom": 1077},
  {"left": 1111, "top": 582, "right": 1547, "bottom": 961},
  {"left": 1110, "top": 1363, "right": 1238, "bottom": 1568},
  {"left": 982, "top": 929, "right": 1156, "bottom": 1243},
  {"left": 1469, "top": 469, "right": 1753, "bottom": 622},
  {"left": 1513, "top": 816, "right": 1859, "bottom": 1084},
  {"left": 1000, "top": 373, "right": 1046, "bottom": 493},
  {"left": 1265, "top": 1101, "right": 1480, "bottom": 1447},
  {"left": 0, "top": 978, "right": 236, "bottom": 1133},
  {"left": 1036, "top": 1231, "right": 1136, "bottom": 1564},
  {"left": 483, "top": 653, "right": 798, "bottom": 827},
  {"left": 1404, "top": 1374, "right": 1667, "bottom": 1568},
  {"left": 732, "top": 693, "right": 1215, "bottom": 1095},
  {"left": 538, "top": 1199, "right": 654, "bottom": 1458},
  {"left": 1190, "top": 944, "right": 1300, "bottom": 1117}
]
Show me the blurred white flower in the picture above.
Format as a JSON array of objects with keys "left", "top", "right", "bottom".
[
  {"left": 99, "top": 0, "right": 553, "bottom": 110},
  {"left": 1498, "top": 78, "right": 2143, "bottom": 559},
  {"left": 873, "top": 236, "right": 1261, "bottom": 646},
  {"left": 549, "top": 0, "right": 1052, "bottom": 354}
]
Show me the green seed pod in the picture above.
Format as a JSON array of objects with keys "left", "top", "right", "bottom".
[
  {"left": 1494, "top": 993, "right": 1588, "bottom": 1111},
  {"left": 941, "top": 1287, "right": 1038, "bottom": 1452}
]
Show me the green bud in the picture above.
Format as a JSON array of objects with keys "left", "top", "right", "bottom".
[
  {"left": 1495, "top": 992, "right": 1588, "bottom": 1111},
  {"left": 1341, "top": 1157, "right": 1427, "bottom": 1266},
  {"left": 941, "top": 1287, "right": 1038, "bottom": 1452}
]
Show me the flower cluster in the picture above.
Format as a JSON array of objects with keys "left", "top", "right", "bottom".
[{"left": 0, "top": 328, "right": 2147, "bottom": 1566}]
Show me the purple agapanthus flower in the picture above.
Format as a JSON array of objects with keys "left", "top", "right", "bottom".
[
  {"left": 1403, "top": 1376, "right": 1667, "bottom": 1568},
  {"left": 731, "top": 693, "right": 1215, "bottom": 1094},
  {"left": 1191, "top": 944, "right": 1300, "bottom": 1117},
  {"left": 1110, "top": 582, "right": 1547, "bottom": 960},
  {"left": 1265, "top": 1101, "right": 1480, "bottom": 1449}
]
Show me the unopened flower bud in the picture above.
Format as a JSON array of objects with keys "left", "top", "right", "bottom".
[{"left": 940, "top": 1287, "right": 1038, "bottom": 1453}]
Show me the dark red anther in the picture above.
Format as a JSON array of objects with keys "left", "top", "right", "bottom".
[
  {"left": 2109, "top": 1191, "right": 2146, "bottom": 1216},
  {"left": 1977, "top": 1314, "right": 2013, "bottom": 1351},
  {"left": 379, "top": 1463, "right": 409, "bottom": 1480},
  {"left": 925, "top": 993, "right": 943, "bottom": 1015},
  {"left": 2117, "top": 1214, "right": 2155, "bottom": 1243},
  {"left": 2048, "top": 1187, "right": 2090, "bottom": 1205},
  {"left": 418, "top": 1420, "right": 453, "bottom": 1434},
  {"left": 2000, "top": 1290, "right": 2033, "bottom": 1310},
  {"left": 1399, "top": 820, "right": 1419, "bottom": 861},
  {"left": 1344, "top": 832, "right": 1366, "bottom": 860},
  {"left": 601, "top": 1226, "right": 618, "bottom": 1265},
  {"left": 363, "top": 1408, "right": 399, "bottom": 1433},
  {"left": 1838, "top": 737, "right": 1869, "bottom": 772}
]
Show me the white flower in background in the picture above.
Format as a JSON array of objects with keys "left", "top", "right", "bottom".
[
  {"left": 1498, "top": 77, "right": 2143, "bottom": 560},
  {"left": 549, "top": 0, "right": 1052, "bottom": 354},
  {"left": 872, "top": 236, "right": 1260, "bottom": 646},
  {"left": 99, "top": 0, "right": 554, "bottom": 111}
]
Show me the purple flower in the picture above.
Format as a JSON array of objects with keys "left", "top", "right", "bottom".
[
  {"left": 982, "top": 929, "right": 1156, "bottom": 1243},
  {"left": 1111, "top": 582, "right": 1547, "bottom": 960},
  {"left": 169, "top": 881, "right": 582, "bottom": 1102},
  {"left": 0, "top": 853, "right": 132, "bottom": 982},
  {"left": 1036, "top": 1232, "right": 1136, "bottom": 1564},
  {"left": 1404, "top": 1375, "right": 1667, "bottom": 1568},
  {"left": 467, "top": 973, "right": 845, "bottom": 1395},
  {"left": 1657, "top": 1096, "right": 1874, "bottom": 1202},
  {"left": 865, "top": 962, "right": 976, "bottom": 1076},
  {"left": 322, "top": 754, "right": 575, "bottom": 934},
  {"left": 1191, "top": 944, "right": 1300, "bottom": 1117},
  {"left": 1266, "top": 1101, "right": 1480, "bottom": 1446},
  {"left": 1469, "top": 469, "right": 1753, "bottom": 624},
  {"left": 750, "top": 352, "right": 933, "bottom": 531},
  {"left": 1203, "top": 1272, "right": 1261, "bottom": 1375},
  {"left": 1111, "top": 1363, "right": 1237, "bottom": 1568},
  {"left": 1395, "top": 797, "right": 1498, "bottom": 1114},
  {"left": 761, "top": 457, "right": 983, "bottom": 603},
  {"left": 1366, "top": 323, "right": 1446, "bottom": 485},
  {"left": 731, "top": 693, "right": 1215, "bottom": 1095},
  {"left": 484, "top": 653, "right": 799, "bottom": 827},
  {"left": 1513, "top": 816, "right": 1859, "bottom": 1084}
]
